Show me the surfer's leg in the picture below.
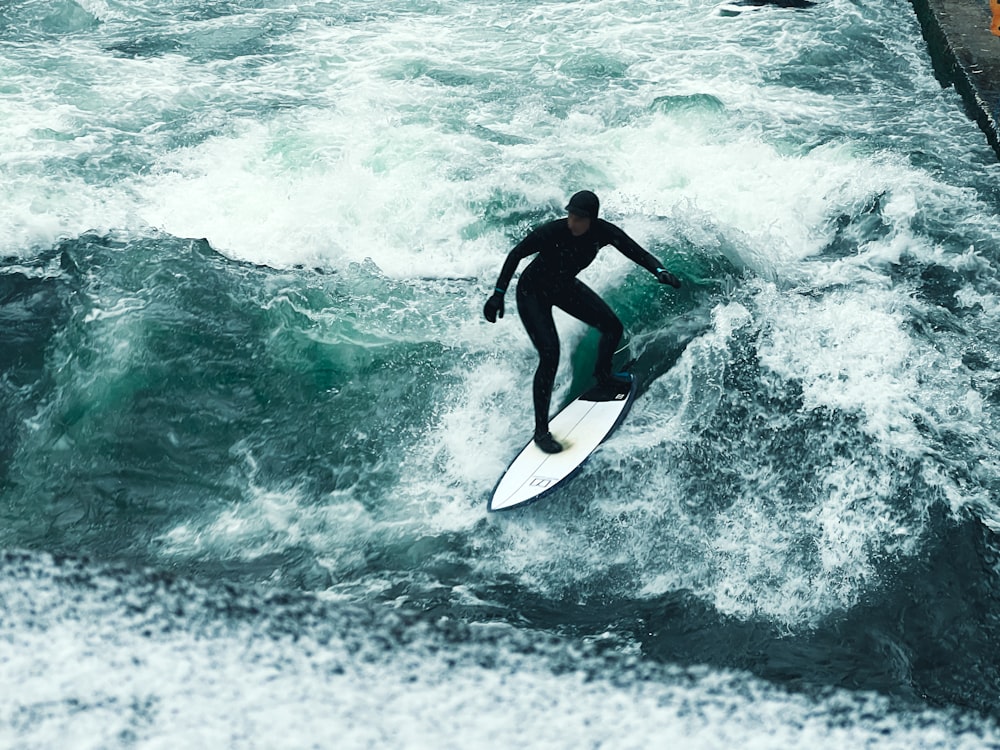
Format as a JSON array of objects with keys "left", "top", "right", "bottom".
[
  {"left": 558, "top": 281, "right": 624, "bottom": 382},
  {"left": 516, "top": 290, "right": 561, "bottom": 442}
]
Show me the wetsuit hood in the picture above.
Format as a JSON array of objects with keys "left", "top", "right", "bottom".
[{"left": 565, "top": 190, "right": 599, "bottom": 220}]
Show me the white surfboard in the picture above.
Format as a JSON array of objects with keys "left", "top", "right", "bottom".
[{"left": 487, "top": 374, "right": 638, "bottom": 512}]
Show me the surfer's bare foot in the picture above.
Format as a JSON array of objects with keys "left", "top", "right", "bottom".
[{"left": 533, "top": 431, "right": 563, "bottom": 454}]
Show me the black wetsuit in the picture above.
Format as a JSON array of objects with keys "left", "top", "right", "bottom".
[{"left": 493, "top": 218, "right": 666, "bottom": 435}]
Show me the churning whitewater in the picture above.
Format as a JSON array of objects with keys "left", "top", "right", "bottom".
[{"left": 3, "top": 0, "right": 1000, "bottom": 746}]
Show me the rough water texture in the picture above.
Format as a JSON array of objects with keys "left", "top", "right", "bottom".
[{"left": 3, "top": 0, "right": 1000, "bottom": 747}]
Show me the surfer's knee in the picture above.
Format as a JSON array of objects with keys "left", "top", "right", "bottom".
[
  {"left": 536, "top": 356, "right": 558, "bottom": 382},
  {"left": 536, "top": 340, "right": 559, "bottom": 372}
]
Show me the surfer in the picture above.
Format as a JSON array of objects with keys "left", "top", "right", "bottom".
[{"left": 483, "top": 190, "right": 681, "bottom": 454}]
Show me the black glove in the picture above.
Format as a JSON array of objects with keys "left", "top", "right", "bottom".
[
  {"left": 483, "top": 291, "right": 505, "bottom": 322},
  {"left": 655, "top": 267, "right": 681, "bottom": 288}
]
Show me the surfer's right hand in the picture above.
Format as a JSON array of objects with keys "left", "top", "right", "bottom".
[
  {"left": 483, "top": 292, "right": 505, "bottom": 323},
  {"left": 655, "top": 268, "right": 682, "bottom": 288}
]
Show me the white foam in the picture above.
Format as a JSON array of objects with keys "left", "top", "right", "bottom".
[
  {"left": 756, "top": 283, "right": 922, "bottom": 444},
  {"left": 1, "top": 555, "right": 995, "bottom": 750},
  {"left": 156, "top": 442, "right": 376, "bottom": 580}
]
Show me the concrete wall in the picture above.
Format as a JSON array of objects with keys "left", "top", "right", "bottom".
[{"left": 911, "top": 0, "right": 1000, "bottom": 158}]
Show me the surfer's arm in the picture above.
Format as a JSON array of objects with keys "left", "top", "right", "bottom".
[
  {"left": 485, "top": 229, "right": 543, "bottom": 323},
  {"left": 604, "top": 222, "right": 681, "bottom": 288},
  {"left": 493, "top": 230, "right": 543, "bottom": 293}
]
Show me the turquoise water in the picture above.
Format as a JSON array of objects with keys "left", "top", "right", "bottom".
[{"left": 4, "top": 0, "right": 1000, "bottom": 746}]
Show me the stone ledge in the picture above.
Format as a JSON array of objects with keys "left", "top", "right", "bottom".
[{"left": 911, "top": 0, "right": 1000, "bottom": 158}]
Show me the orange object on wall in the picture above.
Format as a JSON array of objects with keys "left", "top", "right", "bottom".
[{"left": 992, "top": 0, "right": 1000, "bottom": 37}]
